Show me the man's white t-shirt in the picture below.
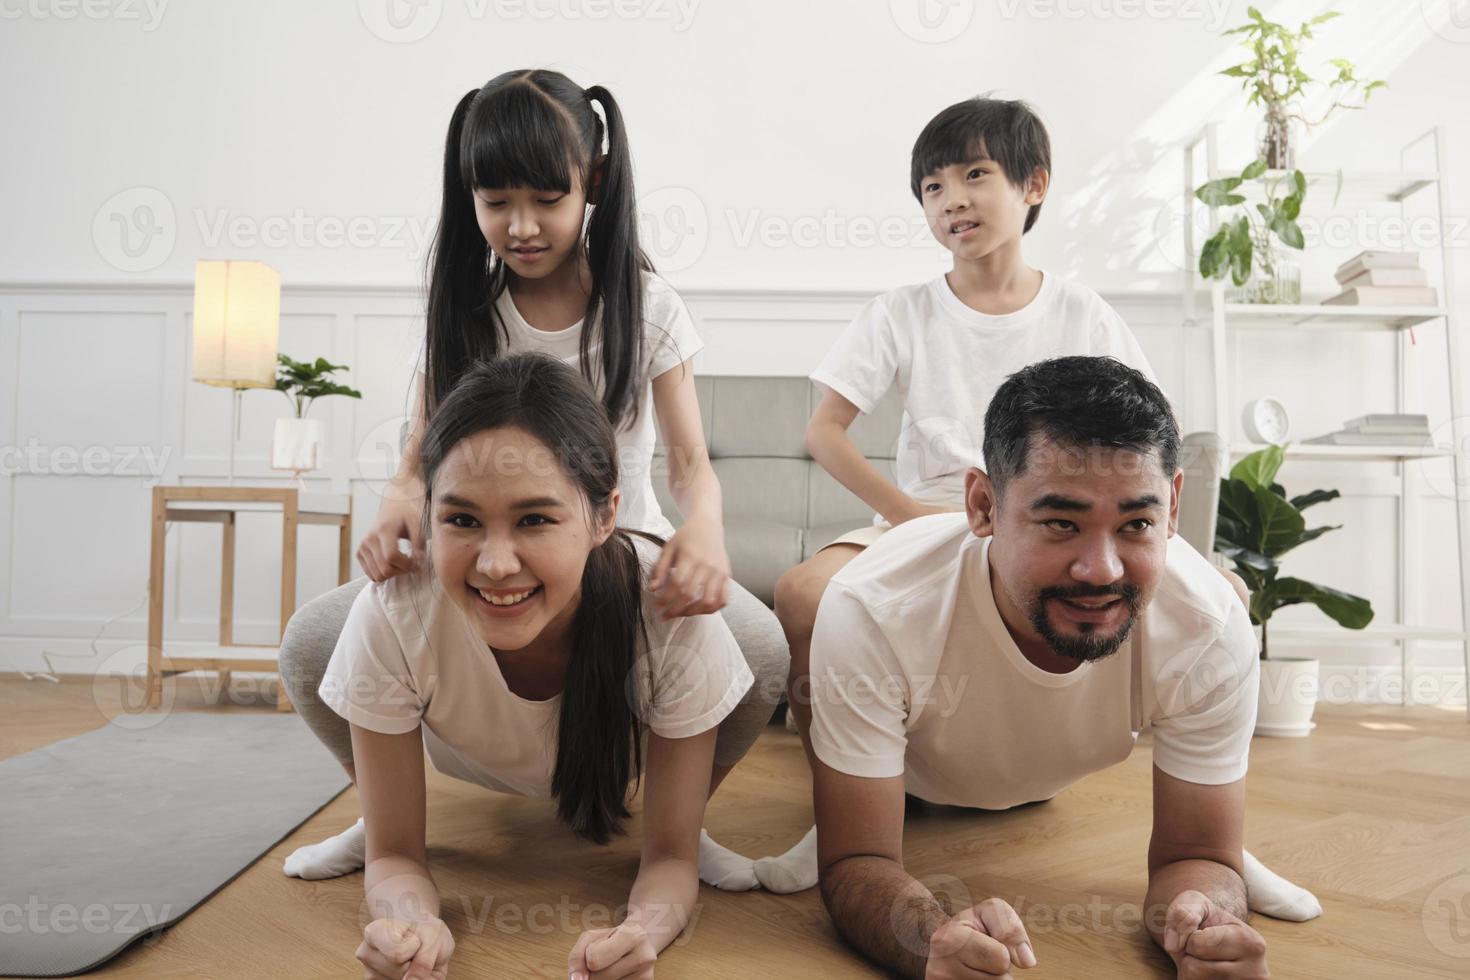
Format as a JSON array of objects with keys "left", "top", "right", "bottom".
[
  {"left": 808, "top": 514, "right": 1259, "bottom": 809},
  {"left": 809, "top": 272, "right": 1159, "bottom": 526},
  {"left": 417, "top": 273, "right": 702, "bottom": 538},
  {"left": 320, "top": 535, "right": 753, "bottom": 798}
]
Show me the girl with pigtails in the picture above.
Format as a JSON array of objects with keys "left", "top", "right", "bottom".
[{"left": 276, "top": 71, "right": 791, "bottom": 977}]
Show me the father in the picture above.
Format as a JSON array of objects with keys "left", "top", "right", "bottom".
[{"left": 802, "top": 356, "right": 1270, "bottom": 979}]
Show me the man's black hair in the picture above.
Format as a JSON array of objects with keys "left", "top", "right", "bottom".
[{"left": 982, "top": 356, "right": 1180, "bottom": 499}]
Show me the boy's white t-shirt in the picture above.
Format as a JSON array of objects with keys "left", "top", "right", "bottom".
[
  {"left": 808, "top": 513, "right": 1259, "bottom": 809},
  {"left": 809, "top": 272, "right": 1159, "bottom": 526},
  {"left": 417, "top": 274, "right": 702, "bottom": 538},
  {"left": 319, "top": 535, "right": 753, "bottom": 798}
]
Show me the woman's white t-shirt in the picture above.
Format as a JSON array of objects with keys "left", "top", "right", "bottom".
[
  {"left": 319, "top": 535, "right": 753, "bottom": 798},
  {"left": 809, "top": 272, "right": 1159, "bottom": 526},
  {"left": 417, "top": 274, "right": 703, "bottom": 539}
]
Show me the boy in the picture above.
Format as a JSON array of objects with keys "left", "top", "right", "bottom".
[
  {"left": 755, "top": 101, "right": 1316, "bottom": 928},
  {"left": 777, "top": 97, "right": 1156, "bottom": 747}
]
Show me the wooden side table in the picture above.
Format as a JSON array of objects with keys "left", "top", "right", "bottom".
[{"left": 146, "top": 486, "right": 353, "bottom": 711}]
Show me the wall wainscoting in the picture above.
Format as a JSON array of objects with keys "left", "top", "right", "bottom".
[{"left": 1, "top": 281, "right": 1462, "bottom": 705}]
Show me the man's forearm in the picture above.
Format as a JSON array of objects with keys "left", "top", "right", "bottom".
[
  {"left": 1145, "top": 858, "right": 1248, "bottom": 948},
  {"left": 821, "top": 855, "right": 949, "bottom": 980}
]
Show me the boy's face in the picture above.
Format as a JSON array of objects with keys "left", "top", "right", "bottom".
[{"left": 919, "top": 155, "right": 1047, "bottom": 261}]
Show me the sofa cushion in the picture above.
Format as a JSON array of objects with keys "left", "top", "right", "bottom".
[{"left": 721, "top": 515, "right": 804, "bottom": 607}]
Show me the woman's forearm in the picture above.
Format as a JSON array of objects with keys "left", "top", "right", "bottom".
[
  {"left": 364, "top": 855, "right": 441, "bottom": 925},
  {"left": 625, "top": 856, "right": 700, "bottom": 954}
]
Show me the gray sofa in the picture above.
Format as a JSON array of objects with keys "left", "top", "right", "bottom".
[{"left": 652, "top": 376, "right": 1225, "bottom": 606}]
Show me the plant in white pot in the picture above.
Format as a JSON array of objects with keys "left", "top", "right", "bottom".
[
  {"left": 269, "top": 354, "right": 363, "bottom": 481},
  {"left": 1216, "top": 445, "right": 1374, "bottom": 736}
]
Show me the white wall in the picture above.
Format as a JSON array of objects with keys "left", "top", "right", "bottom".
[{"left": 2, "top": 0, "right": 1469, "bottom": 703}]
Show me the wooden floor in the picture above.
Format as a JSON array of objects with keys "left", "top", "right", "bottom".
[{"left": 4, "top": 673, "right": 1470, "bottom": 979}]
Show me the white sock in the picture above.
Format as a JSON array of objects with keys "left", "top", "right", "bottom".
[
  {"left": 283, "top": 817, "right": 366, "bottom": 880},
  {"left": 698, "top": 829, "right": 760, "bottom": 891},
  {"left": 1242, "top": 848, "right": 1322, "bottom": 921},
  {"left": 753, "top": 825, "right": 819, "bottom": 894}
]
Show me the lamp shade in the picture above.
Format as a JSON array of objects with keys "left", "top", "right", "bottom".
[{"left": 191, "top": 260, "right": 280, "bottom": 388}]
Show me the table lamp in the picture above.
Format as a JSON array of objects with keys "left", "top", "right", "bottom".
[{"left": 191, "top": 260, "right": 281, "bottom": 484}]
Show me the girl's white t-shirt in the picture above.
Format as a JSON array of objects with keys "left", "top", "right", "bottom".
[
  {"left": 318, "top": 535, "right": 754, "bottom": 798},
  {"left": 809, "top": 272, "right": 1160, "bottom": 526},
  {"left": 417, "top": 274, "right": 704, "bottom": 539}
]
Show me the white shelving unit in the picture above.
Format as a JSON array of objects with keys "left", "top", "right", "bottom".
[{"left": 1182, "top": 123, "right": 1470, "bottom": 716}]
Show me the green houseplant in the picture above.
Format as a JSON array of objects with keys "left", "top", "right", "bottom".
[
  {"left": 1216, "top": 445, "right": 1374, "bottom": 736},
  {"left": 1216, "top": 444, "right": 1375, "bottom": 654},
  {"left": 1196, "top": 159, "right": 1307, "bottom": 303},
  {"left": 273, "top": 354, "right": 363, "bottom": 419},
  {"left": 267, "top": 354, "right": 363, "bottom": 475},
  {"left": 1194, "top": 7, "right": 1384, "bottom": 304},
  {"left": 1219, "top": 7, "right": 1385, "bottom": 170}
]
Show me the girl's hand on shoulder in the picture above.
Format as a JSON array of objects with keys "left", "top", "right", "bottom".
[
  {"left": 356, "top": 914, "right": 455, "bottom": 979},
  {"left": 569, "top": 921, "right": 656, "bottom": 980},
  {"left": 358, "top": 496, "right": 426, "bottom": 583},
  {"left": 648, "top": 516, "right": 731, "bottom": 620}
]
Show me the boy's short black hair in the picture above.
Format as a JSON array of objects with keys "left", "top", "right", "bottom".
[
  {"left": 982, "top": 356, "right": 1180, "bottom": 502},
  {"left": 910, "top": 97, "right": 1051, "bottom": 233}
]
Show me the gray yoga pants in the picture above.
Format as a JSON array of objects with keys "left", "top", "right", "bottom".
[{"left": 279, "top": 575, "right": 789, "bottom": 770}]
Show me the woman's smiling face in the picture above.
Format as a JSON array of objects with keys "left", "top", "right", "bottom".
[{"left": 430, "top": 425, "right": 617, "bottom": 652}]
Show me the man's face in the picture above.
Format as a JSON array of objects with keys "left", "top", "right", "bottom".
[{"left": 967, "top": 435, "right": 1181, "bottom": 664}]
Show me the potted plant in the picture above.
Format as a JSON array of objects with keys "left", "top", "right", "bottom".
[
  {"left": 269, "top": 354, "right": 363, "bottom": 476},
  {"left": 1196, "top": 160, "right": 1307, "bottom": 304},
  {"left": 1219, "top": 7, "right": 1384, "bottom": 170},
  {"left": 1215, "top": 445, "right": 1374, "bottom": 736},
  {"left": 1194, "top": 6, "right": 1384, "bottom": 304}
]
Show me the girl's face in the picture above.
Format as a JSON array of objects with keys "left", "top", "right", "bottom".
[
  {"left": 430, "top": 425, "right": 617, "bottom": 653},
  {"left": 473, "top": 177, "right": 589, "bottom": 280}
]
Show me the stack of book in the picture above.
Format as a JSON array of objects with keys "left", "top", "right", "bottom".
[
  {"left": 1304, "top": 413, "right": 1432, "bottom": 447},
  {"left": 1324, "top": 252, "right": 1438, "bottom": 306}
]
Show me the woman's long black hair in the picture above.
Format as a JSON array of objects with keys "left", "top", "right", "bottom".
[
  {"left": 419, "top": 352, "right": 658, "bottom": 844},
  {"left": 425, "top": 69, "right": 650, "bottom": 431}
]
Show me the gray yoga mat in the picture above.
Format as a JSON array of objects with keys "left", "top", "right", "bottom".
[{"left": 0, "top": 710, "right": 352, "bottom": 977}]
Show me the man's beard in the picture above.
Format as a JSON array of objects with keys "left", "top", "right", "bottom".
[{"left": 1027, "top": 582, "right": 1142, "bottom": 663}]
